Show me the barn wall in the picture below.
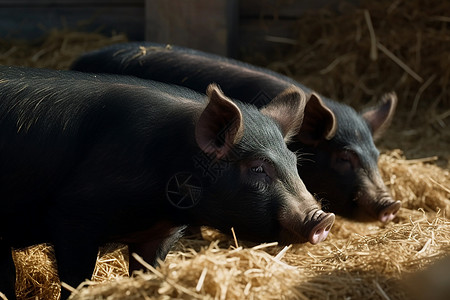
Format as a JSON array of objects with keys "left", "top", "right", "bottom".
[
  {"left": 0, "top": 0, "right": 360, "bottom": 58},
  {"left": 0, "top": 0, "right": 145, "bottom": 40}
]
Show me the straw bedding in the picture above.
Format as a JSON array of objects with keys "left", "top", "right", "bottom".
[
  {"left": 262, "top": 0, "right": 450, "bottom": 168},
  {"left": 1, "top": 0, "right": 449, "bottom": 299}
]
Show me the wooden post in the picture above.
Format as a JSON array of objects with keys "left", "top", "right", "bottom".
[{"left": 145, "top": 0, "right": 238, "bottom": 57}]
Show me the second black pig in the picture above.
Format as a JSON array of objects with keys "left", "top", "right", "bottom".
[{"left": 71, "top": 42, "right": 400, "bottom": 222}]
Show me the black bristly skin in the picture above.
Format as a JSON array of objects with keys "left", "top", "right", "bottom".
[
  {"left": 291, "top": 100, "right": 385, "bottom": 220},
  {"left": 71, "top": 42, "right": 399, "bottom": 222},
  {"left": 0, "top": 66, "right": 326, "bottom": 299}
]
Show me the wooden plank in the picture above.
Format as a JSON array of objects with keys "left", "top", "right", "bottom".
[
  {"left": 145, "top": 0, "right": 238, "bottom": 57},
  {"left": 240, "top": 0, "right": 360, "bottom": 18},
  {"left": 0, "top": 0, "right": 143, "bottom": 6},
  {"left": 0, "top": 7, "right": 145, "bottom": 40}
]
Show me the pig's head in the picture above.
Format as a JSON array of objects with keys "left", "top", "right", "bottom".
[
  {"left": 188, "top": 84, "right": 334, "bottom": 245},
  {"left": 292, "top": 92, "right": 400, "bottom": 222}
]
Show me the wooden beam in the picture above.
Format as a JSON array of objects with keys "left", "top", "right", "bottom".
[
  {"left": 0, "top": 0, "right": 143, "bottom": 6},
  {"left": 145, "top": 0, "right": 238, "bottom": 57},
  {"left": 0, "top": 6, "right": 145, "bottom": 40}
]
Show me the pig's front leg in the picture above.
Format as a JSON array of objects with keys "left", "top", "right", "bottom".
[
  {"left": 53, "top": 237, "right": 99, "bottom": 300},
  {"left": 128, "top": 226, "right": 186, "bottom": 273},
  {"left": 48, "top": 212, "right": 101, "bottom": 300},
  {"left": 0, "top": 240, "right": 16, "bottom": 300}
]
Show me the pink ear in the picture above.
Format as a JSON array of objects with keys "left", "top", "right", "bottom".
[
  {"left": 362, "top": 92, "right": 397, "bottom": 141},
  {"left": 297, "top": 93, "right": 337, "bottom": 145},
  {"left": 195, "top": 84, "right": 244, "bottom": 159},
  {"left": 260, "top": 86, "right": 307, "bottom": 142}
]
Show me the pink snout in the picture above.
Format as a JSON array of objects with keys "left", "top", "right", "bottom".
[
  {"left": 378, "top": 200, "right": 401, "bottom": 222},
  {"left": 308, "top": 211, "right": 335, "bottom": 244}
]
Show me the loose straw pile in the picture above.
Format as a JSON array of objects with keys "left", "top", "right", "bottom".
[
  {"left": 0, "top": 29, "right": 127, "bottom": 70},
  {"left": 379, "top": 150, "right": 450, "bottom": 216},
  {"left": 268, "top": 0, "right": 449, "bottom": 111},
  {"left": 264, "top": 0, "right": 449, "bottom": 165}
]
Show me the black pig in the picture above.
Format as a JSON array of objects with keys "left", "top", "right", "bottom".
[
  {"left": 0, "top": 66, "right": 334, "bottom": 299},
  {"left": 71, "top": 42, "right": 400, "bottom": 223}
]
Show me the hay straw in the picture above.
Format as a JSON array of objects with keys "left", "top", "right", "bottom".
[
  {"left": 265, "top": 0, "right": 448, "bottom": 109},
  {"left": 69, "top": 241, "right": 305, "bottom": 300},
  {"left": 91, "top": 244, "right": 129, "bottom": 282},
  {"left": 15, "top": 210, "right": 443, "bottom": 300},
  {"left": 363, "top": 10, "right": 377, "bottom": 61},
  {"left": 230, "top": 227, "right": 239, "bottom": 249},
  {"left": 0, "top": 29, "right": 127, "bottom": 69},
  {"left": 12, "top": 244, "right": 60, "bottom": 300},
  {"left": 60, "top": 282, "right": 78, "bottom": 297},
  {"left": 263, "top": 0, "right": 449, "bottom": 165},
  {"left": 379, "top": 150, "right": 450, "bottom": 216},
  {"left": 376, "top": 42, "right": 423, "bottom": 83},
  {"left": 406, "top": 74, "right": 436, "bottom": 126}
]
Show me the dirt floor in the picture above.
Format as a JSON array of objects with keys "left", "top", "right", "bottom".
[{"left": 1, "top": 0, "right": 449, "bottom": 299}]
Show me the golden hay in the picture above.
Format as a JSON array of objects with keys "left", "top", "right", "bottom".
[
  {"left": 0, "top": 29, "right": 128, "bottom": 70},
  {"left": 69, "top": 210, "right": 450, "bottom": 300},
  {"left": 379, "top": 150, "right": 450, "bottom": 217},
  {"left": 11, "top": 244, "right": 59, "bottom": 300},
  {"left": 264, "top": 0, "right": 450, "bottom": 167},
  {"left": 267, "top": 0, "right": 449, "bottom": 110},
  {"left": 16, "top": 211, "right": 449, "bottom": 300}
]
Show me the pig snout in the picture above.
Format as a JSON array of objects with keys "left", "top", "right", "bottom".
[
  {"left": 280, "top": 204, "right": 335, "bottom": 245},
  {"left": 378, "top": 199, "right": 401, "bottom": 222},
  {"left": 357, "top": 173, "right": 401, "bottom": 223},
  {"left": 308, "top": 210, "right": 335, "bottom": 244}
]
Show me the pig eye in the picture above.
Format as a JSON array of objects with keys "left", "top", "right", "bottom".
[
  {"left": 251, "top": 165, "right": 265, "bottom": 174},
  {"left": 339, "top": 151, "right": 352, "bottom": 162},
  {"left": 247, "top": 159, "right": 275, "bottom": 184},
  {"left": 337, "top": 150, "right": 359, "bottom": 169}
]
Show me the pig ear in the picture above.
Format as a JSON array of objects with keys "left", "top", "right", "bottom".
[
  {"left": 195, "top": 84, "right": 244, "bottom": 159},
  {"left": 260, "top": 86, "right": 307, "bottom": 142},
  {"left": 296, "top": 93, "right": 337, "bottom": 145},
  {"left": 361, "top": 92, "right": 397, "bottom": 141}
]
